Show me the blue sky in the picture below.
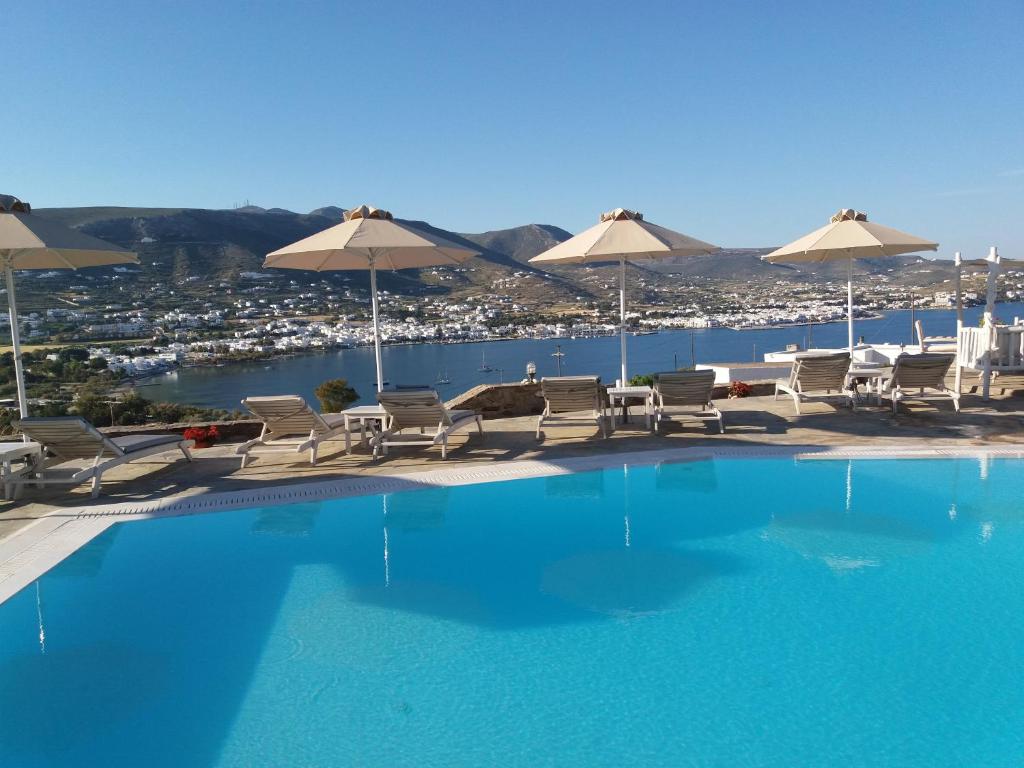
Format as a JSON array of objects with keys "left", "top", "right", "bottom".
[{"left": 5, "top": 0, "right": 1022, "bottom": 253}]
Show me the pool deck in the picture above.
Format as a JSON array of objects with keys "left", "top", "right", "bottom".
[
  {"left": 3, "top": 380, "right": 1023, "bottom": 528},
  {"left": 0, "top": 382, "right": 1022, "bottom": 601}
]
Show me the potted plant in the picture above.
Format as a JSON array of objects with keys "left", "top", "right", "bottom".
[
  {"left": 728, "top": 381, "right": 752, "bottom": 399},
  {"left": 183, "top": 425, "right": 220, "bottom": 449}
]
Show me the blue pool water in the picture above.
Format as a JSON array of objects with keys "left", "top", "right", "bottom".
[{"left": 1, "top": 457, "right": 1023, "bottom": 767}]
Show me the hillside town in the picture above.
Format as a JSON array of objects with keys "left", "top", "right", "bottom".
[{"left": 4, "top": 262, "right": 1019, "bottom": 378}]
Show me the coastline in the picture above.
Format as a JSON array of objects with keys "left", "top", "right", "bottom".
[
  {"left": 727, "top": 312, "right": 886, "bottom": 330},
  {"left": 113, "top": 305, "right": 980, "bottom": 386},
  {"left": 112, "top": 301, "right": 1022, "bottom": 409}
]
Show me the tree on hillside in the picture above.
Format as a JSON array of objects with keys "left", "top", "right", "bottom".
[
  {"left": 58, "top": 347, "right": 90, "bottom": 363},
  {"left": 315, "top": 378, "right": 358, "bottom": 413}
]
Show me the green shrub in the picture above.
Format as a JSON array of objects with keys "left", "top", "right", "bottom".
[
  {"left": 315, "top": 378, "right": 359, "bottom": 412},
  {"left": 58, "top": 347, "right": 90, "bottom": 363}
]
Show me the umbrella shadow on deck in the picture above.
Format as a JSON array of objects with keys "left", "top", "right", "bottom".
[{"left": 654, "top": 409, "right": 790, "bottom": 437}]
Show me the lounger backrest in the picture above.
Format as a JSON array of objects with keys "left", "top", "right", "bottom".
[
  {"left": 790, "top": 352, "right": 851, "bottom": 392},
  {"left": 15, "top": 416, "right": 118, "bottom": 460},
  {"left": 242, "top": 396, "right": 329, "bottom": 437},
  {"left": 540, "top": 376, "right": 601, "bottom": 414},
  {"left": 654, "top": 370, "right": 716, "bottom": 405},
  {"left": 890, "top": 353, "right": 954, "bottom": 389},
  {"left": 378, "top": 391, "right": 450, "bottom": 429}
]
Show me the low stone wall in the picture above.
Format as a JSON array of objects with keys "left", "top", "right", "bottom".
[
  {"left": 446, "top": 382, "right": 545, "bottom": 419},
  {"left": 102, "top": 419, "right": 263, "bottom": 442}
]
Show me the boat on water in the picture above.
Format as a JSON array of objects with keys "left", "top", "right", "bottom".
[
  {"left": 632, "top": 330, "right": 658, "bottom": 336},
  {"left": 436, "top": 370, "right": 451, "bottom": 385},
  {"left": 478, "top": 351, "right": 493, "bottom": 373}
]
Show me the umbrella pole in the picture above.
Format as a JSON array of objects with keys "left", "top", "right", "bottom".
[
  {"left": 847, "top": 257, "right": 854, "bottom": 356},
  {"left": 983, "top": 246, "right": 999, "bottom": 326},
  {"left": 954, "top": 252, "right": 964, "bottom": 395},
  {"left": 4, "top": 266, "right": 28, "bottom": 419},
  {"left": 982, "top": 247, "right": 1000, "bottom": 401},
  {"left": 954, "top": 252, "right": 963, "bottom": 330},
  {"left": 619, "top": 256, "right": 627, "bottom": 384},
  {"left": 369, "top": 259, "right": 384, "bottom": 392}
]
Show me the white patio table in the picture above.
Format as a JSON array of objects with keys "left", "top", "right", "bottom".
[{"left": 605, "top": 385, "right": 654, "bottom": 430}]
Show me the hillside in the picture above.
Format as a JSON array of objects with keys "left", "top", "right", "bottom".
[
  {"left": 27, "top": 205, "right": 960, "bottom": 311},
  {"left": 462, "top": 224, "right": 573, "bottom": 266},
  {"left": 28, "top": 205, "right": 591, "bottom": 309}
]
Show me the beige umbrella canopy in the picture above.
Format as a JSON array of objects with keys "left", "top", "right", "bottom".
[
  {"left": 762, "top": 209, "right": 938, "bottom": 353},
  {"left": 265, "top": 205, "right": 480, "bottom": 391},
  {"left": 0, "top": 195, "right": 138, "bottom": 417},
  {"left": 530, "top": 208, "right": 718, "bottom": 383}
]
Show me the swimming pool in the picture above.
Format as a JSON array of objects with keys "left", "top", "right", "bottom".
[{"left": 1, "top": 456, "right": 1022, "bottom": 767}]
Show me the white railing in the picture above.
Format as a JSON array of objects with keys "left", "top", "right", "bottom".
[{"left": 956, "top": 326, "right": 1024, "bottom": 399}]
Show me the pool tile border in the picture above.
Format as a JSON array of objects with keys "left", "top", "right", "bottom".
[{"left": 2, "top": 443, "right": 1023, "bottom": 604}]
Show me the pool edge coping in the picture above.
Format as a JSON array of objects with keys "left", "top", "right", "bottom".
[{"left": 2, "top": 443, "right": 1023, "bottom": 604}]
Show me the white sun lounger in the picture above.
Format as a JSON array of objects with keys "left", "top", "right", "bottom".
[
  {"left": 372, "top": 390, "right": 482, "bottom": 459},
  {"left": 653, "top": 370, "right": 723, "bottom": 433},
  {"left": 879, "top": 353, "right": 959, "bottom": 414},
  {"left": 774, "top": 352, "right": 854, "bottom": 414},
  {"left": 914, "top": 319, "right": 957, "bottom": 353},
  {"left": 13, "top": 417, "right": 194, "bottom": 498},
  {"left": 238, "top": 395, "right": 354, "bottom": 467},
  {"left": 537, "top": 376, "right": 608, "bottom": 440}
]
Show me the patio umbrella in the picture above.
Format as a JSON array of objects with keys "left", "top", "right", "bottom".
[
  {"left": 264, "top": 205, "right": 480, "bottom": 391},
  {"left": 529, "top": 208, "right": 718, "bottom": 384},
  {"left": 762, "top": 209, "right": 938, "bottom": 354},
  {"left": 0, "top": 195, "right": 138, "bottom": 417}
]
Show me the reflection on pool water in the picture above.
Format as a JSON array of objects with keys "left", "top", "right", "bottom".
[{"left": 1, "top": 457, "right": 1023, "bottom": 767}]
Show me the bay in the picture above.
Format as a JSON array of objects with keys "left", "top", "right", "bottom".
[{"left": 137, "top": 303, "right": 1024, "bottom": 409}]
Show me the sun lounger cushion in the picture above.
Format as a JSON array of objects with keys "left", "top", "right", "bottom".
[{"left": 109, "top": 434, "right": 188, "bottom": 454}]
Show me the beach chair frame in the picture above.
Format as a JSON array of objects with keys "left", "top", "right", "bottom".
[
  {"left": 537, "top": 376, "right": 608, "bottom": 440},
  {"left": 773, "top": 352, "right": 854, "bottom": 414},
  {"left": 238, "top": 395, "right": 355, "bottom": 467},
  {"left": 13, "top": 417, "right": 193, "bottom": 498},
  {"left": 372, "top": 391, "right": 482, "bottom": 460},
  {"left": 652, "top": 370, "right": 723, "bottom": 433}
]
